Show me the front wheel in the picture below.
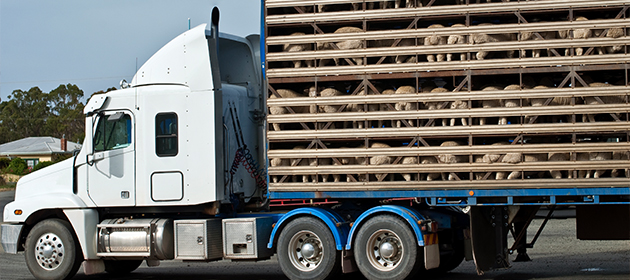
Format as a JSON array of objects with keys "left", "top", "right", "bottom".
[
  {"left": 277, "top": 217, "right": 340, "bottom": 280},
  {"left": 353, "top": 215, "right": 422, "bottom": 280},
  {"left": 25, "top": 219, "right": 83, "bottom": 280}
]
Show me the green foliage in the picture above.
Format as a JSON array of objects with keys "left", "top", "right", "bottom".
[
  {"left": 0, "top": 83, "right": 96, "bottom": 144},
  {"left": 0, "top": 158, "right": 10, "bottom": 169},
  {"left": 6, "top": 158, "right": 28, "bottom": 175},
  {"left": 33, "top": 161, "right": 55, "bottom": 172},
  {"left": 52, "top": 153, "right": 73, "bottom": 163}
]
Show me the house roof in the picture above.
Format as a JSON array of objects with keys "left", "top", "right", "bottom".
[{"left": 0, "top": 137, "right": 81, "bottom": 157}]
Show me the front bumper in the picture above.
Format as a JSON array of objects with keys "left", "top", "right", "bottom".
[{"left": 1, "top": 223, "right": 23, "bottom": 254}]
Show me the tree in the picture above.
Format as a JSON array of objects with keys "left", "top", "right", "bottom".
[
  {"left": 46, "top": 84, "right": 86, "bottom": 142},
  {"left": 0, "top": 87, "right": 50, "bottom": 143}
]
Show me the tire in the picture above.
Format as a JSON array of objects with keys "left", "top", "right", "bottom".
[
  {"left": 277, "top": 217, "right": 341, "bottom": 280},
  {"left": 353, "top": 215, "right": 422, "bottom": 280},
  {"left": 104, "top": 260, "right": 143, "bottom": 275},
  {"left": 25, "top": 219, "right": 83, "bottom": 280}
]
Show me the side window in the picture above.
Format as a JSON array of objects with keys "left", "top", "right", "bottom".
[
  {"left": 156, "top": 113, "right": 178, "bottom": 157},
  {"left": 94, "top": 112, "right": 132, "bottom": 152}
]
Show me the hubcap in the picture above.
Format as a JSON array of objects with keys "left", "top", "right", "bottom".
[
  {"left": 35, "top": 233, "right": 65, "bottom": 271},
  {"left": 366, "top": 229, "right": 403, "bottom": 271},
  {"left": 288, "top": 230, "right": 323, "bottom": 271}
]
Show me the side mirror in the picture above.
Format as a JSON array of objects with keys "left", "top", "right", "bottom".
[{"left": 84, "top": 115, "right": 95, "bottom": 157}]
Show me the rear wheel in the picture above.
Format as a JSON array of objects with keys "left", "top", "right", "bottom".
[
  {"left": 104, "top": 260, "right": 143, "bottom": 275},
  {"left": 354, "top": 215, "right": 422, "bottom": 280},
  {"left": 25, "top": 219, "right": 83, "bottom": 280},
  {"left": 277, "top": 217, "right": 340, "bottom": 280}
]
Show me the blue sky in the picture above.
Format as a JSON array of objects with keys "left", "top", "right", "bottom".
[{"left": 0, "top": 0, "right": 261, "bottom": 102}]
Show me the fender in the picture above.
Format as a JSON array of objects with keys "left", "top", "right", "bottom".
[
  {"left": 268, "top": 207, "right": 349, "bottom": 251},
  {"left": 3, "top": 193, "right": 88, "bottom": 223},
  {"left": 64, "top": 209, "right": 99, "bottom": 260},
  {"left": 345, "top": 205, "right": 426, "bottom": 250}
]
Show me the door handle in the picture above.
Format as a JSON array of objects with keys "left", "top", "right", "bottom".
[{"left": 87, "top": 153, "right": 105, "bottom": 165}]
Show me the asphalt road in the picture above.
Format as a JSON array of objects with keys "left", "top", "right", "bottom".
[{"left": 1, "top": 189, "right": 629, "bottom": 280}]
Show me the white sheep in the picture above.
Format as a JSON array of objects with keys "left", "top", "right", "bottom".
[
  {"left": 421, "top": 156, "right": 441, "bottom": 181},
  {"left": 612, "top": 150, "right": 629, "bottom": 178},
  {"left": 394, "top": 86, "right": 418, "bottom": 128},
  {"left": 348, "top": 86, "right": 384, "bottom": 129},
  {"left": 479, "top": 86, "right": 503, "bottom": 125},
  {"left": 471, "top": 23, "right": 516, "bottom": 60},
  {"left": 449, "top": 100, "right": 468, "bottom": 126},
  {"left": 502, "top": 84, "right": 523, "bottom": 125},
  {"left": 318, "top": 26, "right": 364, "bottom": 66},
  {"left": 270, "top": 157, "right": 290, "bottom": 183},
  {"left": 309, "top": 157, "right": 332, "bottom": 183},
  {"left": 424, "top": 24, "right": 447, "bottom": 62},
  {"left": 558, "top": 17, "right": 591, "bottom": 56},
  {"left": 485, "top": 142, "right": 522, "bottom": 180},
  {"left": 269, "top": 89, "right": 309, "bottom": 131},
  {"left": 290, "top": 146, "right": 310, "bottom": 183},
  {"left": 548, "top": 152, "right": 571, "bottom": 179},
  {"left": 283, "top": 32, "right": 313, "bottom": 68},
  {"left": 447, "top": 23, "right": 468, "bottom": 62},
  {"left": 519, "top": 30, "right": 557, "bottom": 58},
  {"left": 500, "top": 154, "right": 546, "bottom": 180},
  {"left": 425, "top": 87, "right": 449, "bottom": 126},
  {"left": 438, "top": 141, "right": 467, "bottom": 180},
  {"left": 583, "top": 82, "right": 625, "bottom": 123},
  {"left": 370, "top": 142, "right": 394, "bottom": 181},
  {"left": 401, "top": 156, "right": 419, "bottom": 181},
  {"left": 594, "top": 27, "right": 625, "bottom": 54},
  {"left": 585, "top": 152, "right": 613, "bottom": 179}
]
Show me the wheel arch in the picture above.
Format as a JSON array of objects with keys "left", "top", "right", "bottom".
[
  {"left": 268, "top": 207, "right": 349, "bottom": 251},
  {"left": 345, "top": 205, "right": 426, "bottom": 251}
]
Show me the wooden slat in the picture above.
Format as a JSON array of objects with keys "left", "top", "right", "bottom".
[
  {"left": 266, "top": 0, "right": 630, "bottom": 24},
  {"left": 267, "top": 37, "right": 630, "bottom": 62},
  {"left": 268, "top": 142, "right": 630, "bottom": 158},
  {"left": 267, "top": 104, "right": 630, "bottom": 123},
  {"left": 267, "top": 122, "right": 630, "bottom": 140},
  {"left": 267, "top": 54, "right": 630, "bottom": 78},
  {"left": 266, "top": 19, "right": 630, "bottom": 45},
  {"left": 267, "top": 86, "right": 630, "bottom": 106},
  {"left": 268, "top": 178, "right": 630, "bottom": 191}
]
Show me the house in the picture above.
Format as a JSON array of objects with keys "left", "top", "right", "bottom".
[{"left": 0, "top": 137, "right": 81, "bottom": 169}]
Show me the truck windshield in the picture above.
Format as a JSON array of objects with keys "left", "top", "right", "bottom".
[{"left": 94, "top": 112, "right": 132, "bottom": 152}]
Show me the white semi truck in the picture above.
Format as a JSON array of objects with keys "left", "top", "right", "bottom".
[{"left": 2, "top": 2, "right": 630, "bottom": 280}]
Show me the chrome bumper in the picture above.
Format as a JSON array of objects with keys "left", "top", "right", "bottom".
[{"left": 1, "top": 223, "right": 23, "bottom": 254}]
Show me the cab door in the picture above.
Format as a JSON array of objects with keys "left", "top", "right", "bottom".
[{"left": 87, "top": 111, "right": 136, "bottom": 206}]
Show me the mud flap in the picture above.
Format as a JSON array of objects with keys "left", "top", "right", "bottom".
[
  {"left": 424, "top": 233, "right": 440, "bottom": 270},
  {"left": 469, "top": 206, "right": 510, "bottom": 275}
]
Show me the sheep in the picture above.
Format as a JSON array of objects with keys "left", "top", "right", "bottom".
[
  {"left": 584, "top": 152, "right": 613, "bottom": 179},
  {"left": 318, "top": 27, "right": 364, "bottom": 66},
  {"left": 612, "top": 150, "right": 629, "bottom": 178},
  {"left": 401, "top": 156, "right": 419, "bottom": 181},
  {"left": 424, "top": 24, "right": 447, "bottom": 62},
  {"left": 449, "top": 99, "right": 468, "bottom": 126},
  {"left": 471, "top": 24, "right": 516, "bottom": 60},
  {"left": 421, "top": 156, "right": 441, "bottom": 181},
  {"left": 519, "top": 30, "right": 557, "bottom": 58},
  {"left": 394, "top": 86, "right": 419, "bottom": 128},
  {"left": 594, "top": 27, "right": 625, "bottom": 54},
  {"left": 270, "top": 157, "right": 289, "bottom": 183},
  {"left": 447, "top": 24, "right": 468, "bottom": 62},
  {"left": 309, "top": 157, "right": 332, "bottom": 183},
  {"left": 290, "top": 146, "right": 310, "bottom": 183},
  {"left": 479, "top": 86, "right": 503, "bottom": 125},
  {"left": 483, "top": 142, "right": 522, "bottom": 180},
  {"left": 548, "top": 152, "right": 571, "bottom": 179},
  {"left": 348, "top": 86, "right": 386, "bottom": 129},
  {"left": 283, "top": 32, "right": 313, "bottom": 68},
  {"left": 370, "top": 38, "right": 418, "bottom": 63},
  {"left": 370, "top": 142, "right": 394, "bottom": 181},
  {"left": 583, "top": 82, "right": 625, "bottom": 123},
  {"left": 499, "top": 153, "right": 546, "bottom": 180},
  {"left": 502, "top": 84, "right": 523, "bottom": 125},
  {"left": 526, "top": 84, "right": 573, "bottom": 123},
  {"left": 438, "top": 141, "right": 467, "bottom": 180},
  {"left": 558, "top": 17, "right": 591, "bottom": 56},
  {"left": 425, "top": 87, "right": 449, "bottom": 126},
  {"left": 269, "top": 89, "right": 309, "bottom": 131},
  {"left": 332, "top": 149, "right": 357, "bottom": 183}
]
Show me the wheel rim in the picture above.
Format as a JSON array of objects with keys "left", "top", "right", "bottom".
[
  {"left": 34, "top": 232, "right": 65, "bottom": 271},
  {"left": 365, "top": 229, "right": 403, "bottom": 271},
  {"left": 287, "top": 230, "right": 323, "bottom": 272}
]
